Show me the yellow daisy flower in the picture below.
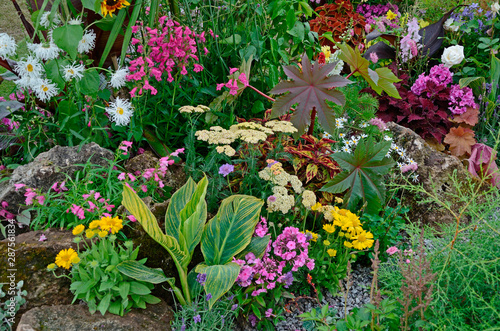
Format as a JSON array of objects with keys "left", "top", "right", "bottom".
[
  {"left": 323, "top": 240, "right": 331, "bottom": 246},
  {"left": 72, "top": 224, "right": 85, "bottom": 236},
  {"left": 98, "top": 230, "right": 108, "bottom": 238},
  {"left": 311, "top": 202, "right": 322, "bottom": 211},
  {"left": 351, "top": 230, "right": 375, "bottom": 250},
  {"left": 386, "top": 10, "right": 397, "bottom": 20},
  {"left": 85, "top": 229, "right": 96, "bottom": 239},
  {"left": 323, "top": 223, "right": 336, "bottom": 234},
  {"left": 55, "top": 248, "right": 78, "bottom": 269},
  {"left": 47, "top": 263, "right": 56, "bottom": 270},
  {"left": 101, "top": 0, "right": 130, "bottom": 18},
  {"left": 327, "top": 249, "right": 337, "bottom": 257}
]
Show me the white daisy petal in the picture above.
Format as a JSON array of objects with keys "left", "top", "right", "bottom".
[
  {"left": 27, "top": 41, "right": 61, "bottom": 61},
  {"left": 62, "top": 63, "right": 85, "bottom": 81},
  {"left": 0, "top": 33, "right": 17, "bottom": 60},
  {"left": 14, "top": 56, "right": 44, "bottom": 79},
  {"left": 106, "top": 97, "right": 134, "bottom": 126},
  {"left": 78, "top": 30, "right": 96, "bottom": 54},
  {"left": 33, "top": 78, "right": 59, "bottom": 102},
  {"left": 110, "top": 67, "right": 129, "bottom": 89}
]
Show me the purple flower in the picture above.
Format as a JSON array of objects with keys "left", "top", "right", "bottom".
[
  {"left": 265, "top": 308, "right": 273, "bottom": 318},
  {"left": 206, "top": 293, "right": 212, "bottom": 301},
  {"left": 193, "top": 314, "right": 201, "bottom": 323},
  {"left": 218, "top": 163, "right": 234, "bottom": 177},
  {"left": 248, "top": 314, "right": 258, "bottom": 327},
  {"left": 267, "top": 195, "right": 277, "bottom": 203},
  {"left": 196, "top": 273, "right": 207, "bottom": 286},
  {"left": 231, "top": 304, "right": 238, "bottom": 311}
]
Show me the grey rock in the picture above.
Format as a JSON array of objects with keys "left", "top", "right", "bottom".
[
  {"left": 0, "top": 143, "right": 113, "bottom": 219},
  {"left": 387, "top": 122, "right": 474, "bottom": 226},
  {"left": 17, "top": 299, "right": 173, "bottom": 331}
]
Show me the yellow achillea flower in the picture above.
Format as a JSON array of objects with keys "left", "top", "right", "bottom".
[
  {"left": 72, "top": 224, "right": 85, "bottom": 236},
  {"left": 323, "top": 223, "right": 335, "bottom": 234},
  {"left": 101, "top": 0, "right": 130, "bottom": 18},
  {"left": 334, "top": 197, "right": 343, "bottom": 204},
  {"left": 55, "top": 248, "right": 78, "bottom": 269},
  {"left": 327, "top": 249, "right": 337, "bottom": 257},
  {"left": 351, "top": 230, "right": 374, "bottom": 250},
  {"left": 386, "top": 10, "right": 397, "bottom": 20}
]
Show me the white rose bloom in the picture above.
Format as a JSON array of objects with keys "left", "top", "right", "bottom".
[
  {"left": 444, "top": 18, "right": 459, "bottom": 32},
  {"left": 441, "top": 45, "right": 464, "bottom": 68},
  {"left": 0, "top": 33, "right": 17, "bottom": 60},
  {"left": 492, "top": 2, "right": 500, "bottom": 14}
]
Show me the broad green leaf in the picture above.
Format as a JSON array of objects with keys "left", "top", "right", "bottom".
[
  {"left": 236, "top": 235, "right": 271, "bottom": 260},
  {"left": 118, "top": 282, "right": 130, "bottom": 300},
  {"left": 97, "top": 293, "right": 112, "bottom": 315},
  {"left": 116, "top": 260, "right": 171, "bottom": 284},
  {"left": 130, "top": 281, "right": 151, "bottom": 295},
  {"left": 78, "top": 69, "right": 100, "bottom": 97},
  {"left": 122, "top": 184, "right": 187, "bottom": 266},
  {"left": 143, "top": 127, "right": 172, "bottom": 157},
  {"left": 120, "top": 0, "right": 144, "bottom": 67},
  {"left": 164, "top": 177, "right": 196, "bottom": 241},
  {"left": 372, "top": 67, "right": 401, "bottom": 99},
  {"left": 81, "top": 0, "right": 96, "bottom": 10},
  {"left": 44, "top": 58, "right": 69, "bottom": 89},
  {"left": 52, "top": 25, "right": 83, "bottom": 59},
  {"left": 98, "top": 9, "right": 127, "bottom": 67},
  {"left": 269, "top": 53, "right": 352, "bottom": 137},
  {"left": 195, "top": 263, "right": 241, "bottom": 309},
  {"left": 321, "top": 138, "right": 395, "bottom": 214},
  {"left": 490, "top": 55, "right": 500, "bottom": 98},
  {"left": 179, "top": 176, "right": 208, "bottom": 255},
  {"left": 201, "top": 195, "right": 263, "bottom": 265},
  {"left": 286, "top": 8, "right": 295, "bottom": 30}
]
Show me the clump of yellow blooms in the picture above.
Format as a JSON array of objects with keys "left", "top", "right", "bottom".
[
  {"left": 322, "top": 207, "right": 374, "bottom": 250},
  {"left": 88, "top": 215, "right": 123, "bottom": 237},
  {"left": 55, "top": 248, "right": 80, "bottom": 269}
]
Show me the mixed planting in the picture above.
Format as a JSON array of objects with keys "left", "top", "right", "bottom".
[{"left": 0, "top": 0, "right": 499, "bottom": 330}]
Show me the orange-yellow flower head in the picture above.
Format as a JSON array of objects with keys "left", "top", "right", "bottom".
[
  {"left": 350, "top": 230, "right": 374, "bottom": 250},
  {"left": 101, "top": 0, "right": 130, "bottom": 18},
  {"left": 55, "top": 248, "right": 79, "bottom": 269},
  {"left": 98, "top": 216, "right": 123, "bottom": 234}
]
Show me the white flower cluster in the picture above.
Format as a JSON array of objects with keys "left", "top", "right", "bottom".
[
  {"left": 335, "top": 117, "right": 348, "bottom": 129},
  {"left": 321, "top": 45, "right": 344, "bottom": 76},
  {"left": 259, "top": 167, "right": 303, "bottom": 193},
  {"left": 40, "top": 11, "right": 62, "bottom": 29},
  {"left": 0, "top": 33, "right": 17, "bottom": 60},
  {"left": 265, "top": 120, "right": 298, "bottom": 134},
  {"left": 267, "top": 186, "right": 295, "bottom": 214},
  {"left": 14, "top": 55, "right": 59, "bottom": 102},
  {"left": 179, "top": 104, "right": 210, "bottom": 114},
  {"left": 27, "top": 39, "right": 61, "bottom": 61},
  {"left": 196, "top": 121, "right": 297, "bottom": 157}
]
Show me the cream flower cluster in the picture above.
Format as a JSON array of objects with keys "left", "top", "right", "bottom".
[
  {"left": 301, "top": 190, "right": 317, "bottom": 210},
  {"left": 196, "top": 121, "right": 296, "bottom": 156},
  {"left": 179, "top": 105, "right": 210, "bottom": 114},
  {"left": 267, "top": 185, "right": 295, "bottom": 214},
  {"left": 258, "top": 167, "right": 303, "bottom": 193}
]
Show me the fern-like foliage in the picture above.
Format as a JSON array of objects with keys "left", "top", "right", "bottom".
[{"left": 331, "top": 85, "right": 379, "bottom": 122}]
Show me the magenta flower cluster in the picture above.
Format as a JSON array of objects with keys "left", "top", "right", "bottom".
[
  {"left": 233, "top": 218, "right": 314, "bottom": 297},
  {"left": 411, "top": 64, "right": 476, "bottom": 115},
  {"left": 357, "top": 3, "right": 400, "bottom": 31},
  {"left": 127, "top": 17, "right": 209, "bottom": 97},
  {"left": 216, "top": 68, "right": 249, "bottom": 96},
  {"left": 0, "top": 201, "right": 15, "bottom": 220},
  {"left": 14, "top": 184, "right": 46, "bottom": 206}
]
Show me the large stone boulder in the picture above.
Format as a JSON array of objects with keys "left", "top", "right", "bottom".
[
  {"left": 17, "top": 299, "right": 174, "bottom": 331},
  {"left": 0, "top": 143, "right": 113, "bottom": 232},
  {"left": 387, "top": 122, "right": 474, "bottom": 225},
  {"left": 0, "top": 229, "right": 77, "bottom": 327}
]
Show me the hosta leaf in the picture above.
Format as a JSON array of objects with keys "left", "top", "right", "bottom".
[
  {"left": 444, "top": 126, "right": 476, "bottom": 157},
  {"left": 269, "top": 53, "right": 352, "bottom": 136},
  {"left": 321, "top": 138, "right": 395, "bottom": 214}
]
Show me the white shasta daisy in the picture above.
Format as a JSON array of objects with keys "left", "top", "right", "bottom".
[
  {"left": 27, "top": 41, "right": 61, "bottom": 61},
  {"left": 0, "top": 33, "right": 17, "bottom": 60},
  {"left": 14, "top": 56, "right": 44, "bottom": 79},
  {"left": 110, "top": 67, "right": 129, "bottom": 89},
  {"left": 33, "top": 78, "right": 59, "bottom": 102},
  {"left": 62, "top": 63, "right": 85, "bottom": 81},
  {"left": 78, "top": 30, "right": 96, "bottom": 54},
  {"left": 68, "top": 17, "right": 83, "bottom": 25},
  {"left": 106, "top": 97, "right": 134, "bottom": 126}
]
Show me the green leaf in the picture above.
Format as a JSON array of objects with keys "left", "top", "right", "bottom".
[
  {"left": 195, "top": 263, "right": 240, "bottom": 309},
  {"left": 97, "top": 293, "right": 112, "bottom": 315},
  {"left": 121, "top": 184, "right": 188, "bottom": 267},
  {"left": 118, "top": 282, "right": 130, "bottom": 300},
  {"left": 201, "top": 195, "right": 264, "bottom": 265},
  {"left": 78, "top": 69, "right": 100, "bottom": 97},
  {"left": 52, "top": 25, "right": 83, "bottom": 59},
  {"left": 490, "top": 55, "right": 500, "bottom": 98},
  {"left": 321, "top": 138, "right": 395, "bottom": 214},
  {"left": 143, "top": 127, "right": 172, "bottom": 157},
  {"left": 286, "top": 8, "right": 296, "bottom": 30},
  {"left": 99, "top": 9, "right": 127, "bottom": 67},
  {"left": 81, "top": 0, "right": 96, "bottom": 10},
  {"left": 44, "top": 58, "right": 69, "bottom": 89},
  {"left": 288, "top": 21, "right": 305, "bottom": 41},
  {"left": 236, "top": 235, "right": 271, "bottom": 260},
  {"left": 130, "top": 282, "right": 151, "bottom": 295},
  {"left": 120, "top": 0, "right": 144, "bottom": 67},
  {"left": 269, "top": 53, "right": 352, "bottom": 137},
  {"left": 116, "top": 260, "right": 171, "bottom": 284}
]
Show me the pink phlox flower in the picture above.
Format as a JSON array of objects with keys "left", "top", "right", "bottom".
[
  {"left": 369, "top": 52, "right": 379, "bottom": 63},
  {"left": 386, "top": 246, "right": 399, "bottom": 255}
]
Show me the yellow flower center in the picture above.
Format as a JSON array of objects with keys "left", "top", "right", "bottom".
[
  {"left": 27, "top": 64, "right": 33, "bottom": 72},
  {"left": 357, "top": 233, "right": 366, "bottom": 242},
  {"left": 117, "top": 107, "right": 124, "bottom": 115},
  {"left": 42, "top": 85, "right": 49, "bottom": 92},
  {"left": 69, "top": 69, "right": 74, "bottom": 74}
]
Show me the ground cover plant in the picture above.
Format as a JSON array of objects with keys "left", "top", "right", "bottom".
[{"left": 0, "top": 0, "right": 499, "bottom": 330}]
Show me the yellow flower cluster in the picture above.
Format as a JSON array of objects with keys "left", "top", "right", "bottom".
[
  {"left": 305, "top": 230, "right": 318, "bottom": 242},
  {"left": 322, "top": 207, "right": 374, "bottom": 250},
  {"left": 88, "top": 216, "right": 123, "bottom": 238},
  {"left": 179, "top": 104, "right": 210, "bottom": 114}
]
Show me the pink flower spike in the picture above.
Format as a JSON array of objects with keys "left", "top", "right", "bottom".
[
  {"left": 238, "top": 73, "right": 249, "bottom": 87},
  {"left": 14, "top": 183, "right": 26, "bottom": 191},
  {"left": 39, "top": 234, "right": 47, "bottom": 242},
  {"left": 229, "top": 68, "right": 239, "bottom": 75},
  {"left": 216, "top": 83, "right": 225, "bottom": 91},
  {"left": 128, "top": 173, "right": 137, "bottom": 182},
  {"left": 127, "top": 215, "right": 137, "bottom": 222},
  {"left": 36, "top": 195, "right": 46, "bottom": 205},
  {"left": 122, "top": 141, "right": 133, "bottom": 148},
  {"left": 118, "top": 173, "right": 126, "bottom": 181}
]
